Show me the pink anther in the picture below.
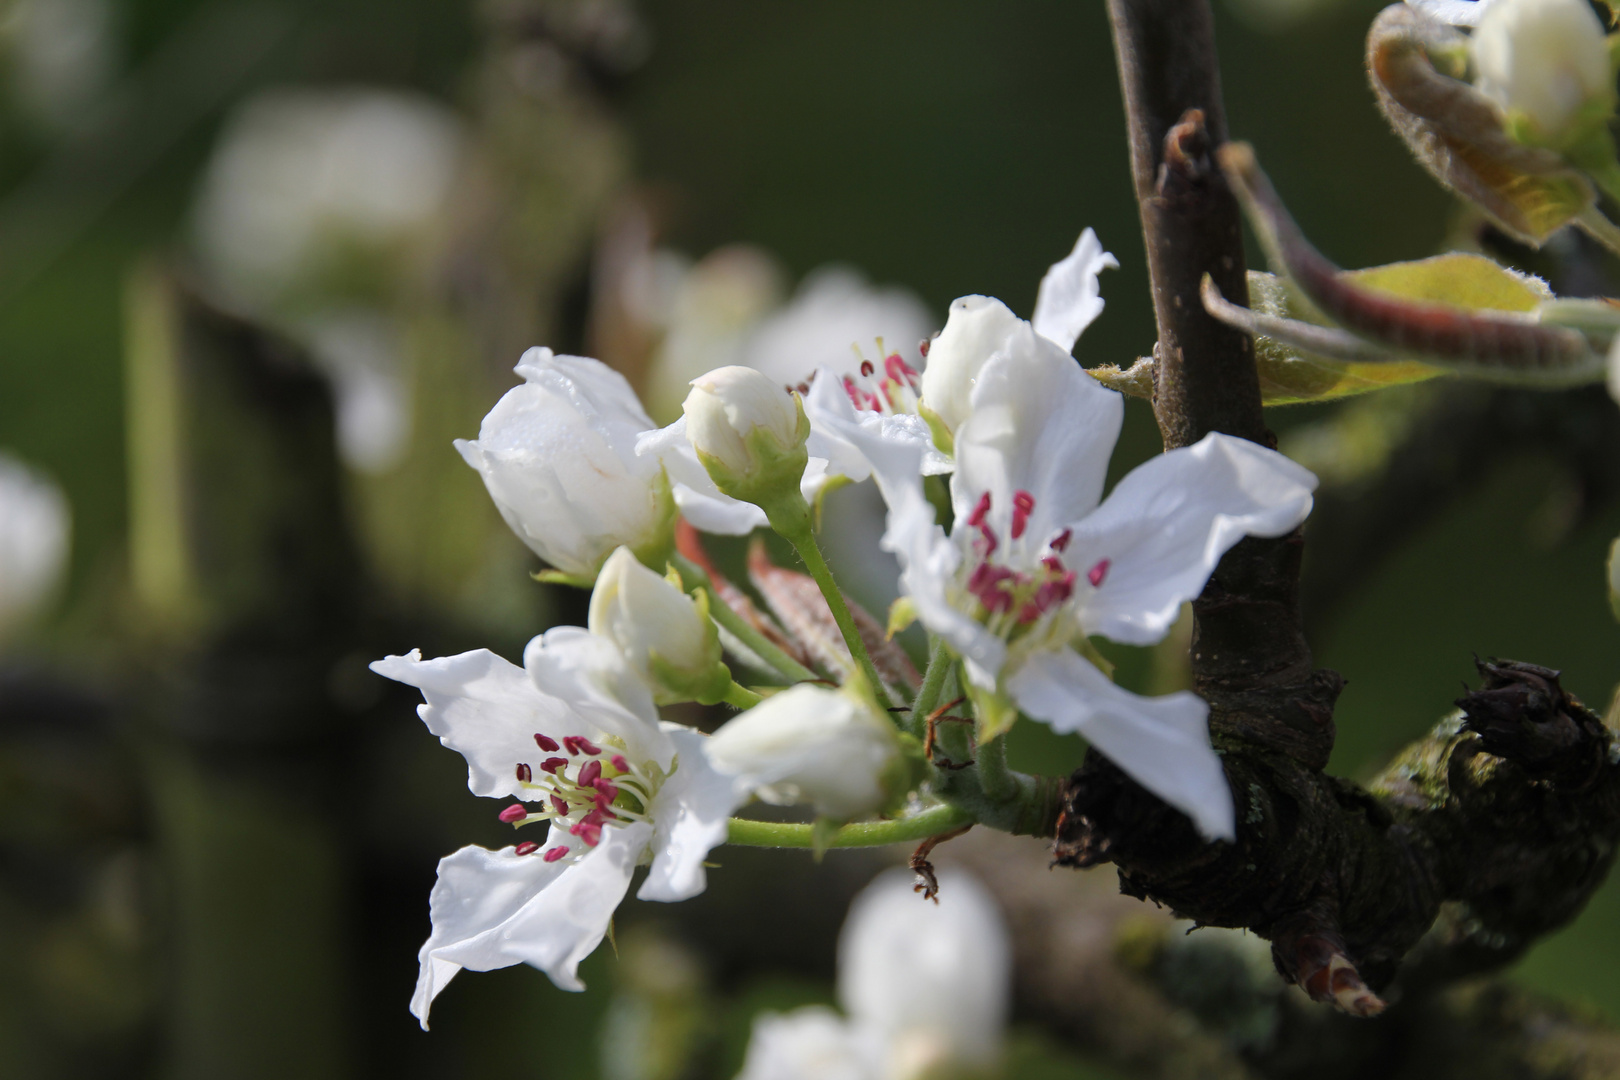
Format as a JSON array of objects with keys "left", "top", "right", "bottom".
[
  {"left": 610, "top": 754, "right": 629, "bottom": 773},
  {"left": 578, "top": 759, "right": 602, "bottom": 786},
  {"left": 967, "top": 491, "right": 992, "bottom": 527},
  {"left": 543, "top": 846, "right": 569, "bottom": 863},
  {"left": 515, "top": 763, "right": 532, "bottom": 783},
  {"left": 534, "top": 733, "right": 560, "bottom": 752},
  {"left": 1011, "top": 490, "right": 1035, "bottom": 540},
  {"left": 884, "top": 353, "right": 919, "bottom": 386},
  {"left": 551, "top": 795, "right": 569, "bottom": 817},
  {"left": 860, "top": 359, "right": 875, "bottom": 377},
  {"left": 540, "top": 757, "right": 568, "bottom": 774},
  {"left": 514, "top": 841, "right": 539, "bottom": 856},
  {"left": 563, "top": 736, "right": 601, "bottom": 757},
  {"left": 1050, "top": 528, "right": 1072, "bottom": 553},
  {"left": 1087, "top": 558, "right": 1111, "bottom": 588},
  {"left": 498, "top": 804, "right": 528, "bottom": 823}
]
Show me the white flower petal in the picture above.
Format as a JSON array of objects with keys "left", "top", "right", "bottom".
[
  {"left": 953, "top": 343, "right": 1123, "bottom": 548},
  {"left": 636, "top": 418, "right": 769, "bottom": 534},
  {"left": 523, "top": 627, "right": 672, "bottom": 766},
  {"left": 802, "top": 365, "right": 952, "bottom": 483},
  {"left": 1406, "top": 0, "right": 1496, "bottom": 25},
  {"left": 410, "top": 827, "right": 651, "bottom": 1026},
  {"left": 370, "top": 648, "right": 576, "bottom": 800},
  {"left": 1007, "top": 648, "right": 1233, "bottom": 840},
  {"left": 0, "top": 453, "right": 69, "bottom": 635},
  {"left": 815, "top": 404, "right": 1005, "bottom": 688},
  {"left": 637, "top": 723, "right": 744, "bottom": 902},
  {"left": 1030, "top": 228, "right": 1118, "bottom": 355},
  {"left": 1071, "top": 432, "right": 1316, "bottom": 646},
  {"left": 456, "top": 348, "right": 669, "bottom": 578}
]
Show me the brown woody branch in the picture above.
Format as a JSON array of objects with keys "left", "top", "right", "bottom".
[{"left": 1057, "top": 0, "right": 1620, "bottom": 1022}]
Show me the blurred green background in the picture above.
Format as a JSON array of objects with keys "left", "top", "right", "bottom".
[{"left": 3, "top": 0, "right": 1618, "bottom": 1076}]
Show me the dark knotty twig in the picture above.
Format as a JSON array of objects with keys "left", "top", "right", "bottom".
[{"left": 1060, "top": 0, "right": 1620, "bottom": 1022}]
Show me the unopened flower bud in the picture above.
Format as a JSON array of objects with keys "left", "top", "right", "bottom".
[
  {"left": 588, "top": 547, "right": 729, "bottom": 703},
  {"left": 456, "top": 349, "right": 676, "bottom": 581},
  {"left": 917, "top": 295, "right": 1071, "bottom": 448},
  {"left": 682, "top": 365, "right": 810, "bottom": 512},
  {"left": 706, "top": 678, "right": 911, "bottom": 821},
  {"left": 1474, "top": 0, "right": 1613, "bottom": 148}
]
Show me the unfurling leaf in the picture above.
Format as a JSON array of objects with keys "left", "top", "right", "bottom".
[{"left": 1200, "top": 143, "right": 1609, "bottom": 404}]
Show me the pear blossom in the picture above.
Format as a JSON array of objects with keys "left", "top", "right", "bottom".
[
  {"left": 1473, "top": 0, "right": 1612, "bottom": 146},
  {"left": 457, "top": 348, "right": 767, "bottom": 579},
  {"left": 371, "top": 628, "right": 742, "bottom": 1026},
  {"left": 736, "top": 867, "right": 1010, "bottom": 1080},
  {"left": 1406, "top": 0, "right": 1499, "bottom": 26},
  {"left": 706, "top": 681, "right": 907, "bottom": 821},
  {"left": 0, "top": 453, "right": 70, "bottom": 638},
  {"left": 821, "top": 327, "right": 1316, "bottom": 840},
  {"left": 588, "top": 545, "right": 727, "bottom": 702}
]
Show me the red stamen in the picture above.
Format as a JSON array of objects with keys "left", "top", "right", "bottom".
[
  {"left": 610, "top": 754, "right": 629, "bottom": 773},
  {"left": 551, "top": 795, "right": 569, "bottom": 816},
  {"left": 967, "top": 492, "right": 992, "bottom": 527},
  {"left": 578, "top": 759, "right": 602, "bottom": 786},
  {"left": 515, "top": 763, "right": 532, "bottom": 783},
  {"left": 860, "top": 359, "right": 875, "bottom": 377},
  {"left": 498, "top": 803, "right": 528, "bottom": 823},
  {"left": 514, "top": 841, "right": 539, "bottom": 856},
  {"left": 543, "top": 846, "right": 569, "bottom": 863},
  {"left": 563, "top": 736, "right": 601, "bottom": 756},
  {"left": 540, "top": 757, "right": 568, "bottom": 774},
  {"left": 1011, "top": 490, "right": 1035, "bottom": 540},
  {"left": 976, "top": 523, "right": 998, "bottom": 556},
  {"left": 919, "top": 337, "right": 932, "bottom": 358},
  {"left": 1087, "top": 559, "right": 1111, "bottom": 588},
  {"left": 592, "top": 779, "right": 619, "bottom": 810},
  {"left": 884, "top": 353, "right": 919, "bottom": 386},
  {"left": 1050, "top": 528, "right": 1072, "bottom": 553},
  {"left": 967, "top": 563, "right": 1018, "bottom": 615},
  {"left": 534, "top": 734, "right": 560, "bottom": 752}
]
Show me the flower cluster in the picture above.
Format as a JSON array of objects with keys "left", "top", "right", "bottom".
[{"left": 373, "top": 224, "right": 1318, "bottom": 1024}]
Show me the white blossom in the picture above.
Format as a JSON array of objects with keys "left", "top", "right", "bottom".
[
  {"left": 456, "top": 349, "right": 678, "bottom": 579},
  {"left": 371, "top": 629, "right": 743, "bottom": 1026},
  {"left": 1474, "top": 0, "right": 1611, "bottom": 144},
  {"left": 706, "top": 682, "right": 904, "bottom": 821},
  {"left": 0, "top": 453, "right": 69, "bottom": 638},
  {"left": 1405, "top": 0, "right": 1499, "bottom": 26},
  {"left": 820, "top": 324, "right": 1316, "bottom": 840}
]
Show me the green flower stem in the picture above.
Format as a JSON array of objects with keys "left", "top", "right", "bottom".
[
  {"left": 767, "top": 506, "right": 894, "bottom": 705},
  {"left": 672, "top": 554, "right": 820, "bottom": 685},
  {"left": 725, "top": 803, "right": 975, "bottom": 849},
  {"left": 974, "top": 729, "right": 1017, "bottom": 801},
  {"left": 722, "top": 682, "right": 763, "bottom": 710},
  {"left": 908, "top": 637, "right": 953, "bottom": 738}
]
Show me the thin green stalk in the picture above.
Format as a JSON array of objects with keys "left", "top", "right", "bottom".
[
  {"left": 672, "top": 554, "right": 820, "bottom": 684},
  {"left": 908, "top": 636, "right": 953, "bottom": 738},
  {"left": 725, "top": 803, "right": 974, "bottom": 848},
  {"left": 722, "top": 682, "right": 763, "bottom": 709},
  {"left": 772, "top": 516, "right": 893, "bottom": 704}
]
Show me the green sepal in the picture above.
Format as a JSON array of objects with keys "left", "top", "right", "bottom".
[
  {"left": 628, "top": 465, "right": 679, "bottom": 574},
  {"left": 811, "top": 472, "right": 852, "bottom": 531},
  {"left": 647, "top": 649, "right": 734, "bottom": 706},
  {"left": 918, "top": 402, "right": 954, "bottom": 459},
  {"left": 533, "top": 569, "right": 596, "bottom": 588},
  {"left": 886, "top": 596, "right": 918, "bottom": 640},
  {"left": 810, "top": 815, "right": 841, "bottom": 861},
  {"left": 968, "top": 679, "right": 1020, "bottom": 744}
]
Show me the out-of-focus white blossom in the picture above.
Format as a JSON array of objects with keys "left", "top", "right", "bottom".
[
  {"left": 706, "top": 681, "right": 905, "bottom": 821},
  {"left": 301, "top": 310, "right": 411, "bottom": 473},
  {"left": 191, "top": 87, "right": 464, "bottom": 306},
  {"left": 588, "top": 546, "right": 727, "bottom": 702},
  {"left": 1473, "top": 0, "right": 1612, "bottom": 146},
  {"left": 0, "top": 452, "right": 70, "bottom": 638},
  {"left": 4, "top": 0, "right": 117, "bottom": 130},
  {"left": 744, "top": 267, "right": 932, "bottom": 391},
  {"left": 735, "top": 867, "right": 1011, "bottom": 1080}
]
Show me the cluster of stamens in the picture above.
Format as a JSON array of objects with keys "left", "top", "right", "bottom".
[
  {"left": 960, "top": 490, "right": 1109, "bottom": 635},
  {"left": 496, "top": 732, "right": 657, "bottom": 861},
  {"left": 838, "top": 341, "right": 923, "bottom": 416}
]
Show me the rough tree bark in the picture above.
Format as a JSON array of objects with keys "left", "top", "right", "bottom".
[{"left": 1053, "top": 0, "right": 1620, "bottom": 1029}]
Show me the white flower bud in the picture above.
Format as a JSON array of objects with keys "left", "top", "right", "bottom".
[
  {"left": 682, "top": 365, "right": 810, "bottom": 508},
  {"left": 706, "top": 682, "right": 905, "bottom": 821},
  {"left": 0, "top": 453, "right": 70, "bottom": 639},
  {"left": 1474, "top": 0, "right": 1612, "bottom": 146},
  {"left": 455, "top": 348, "right": 676, "bottom": 580},
  {"left": 588, "top": 547, "right": 727, "bottom": 702},
  {"left": 837, "top": 867, "right": 1011, "bottom": 1078}
]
